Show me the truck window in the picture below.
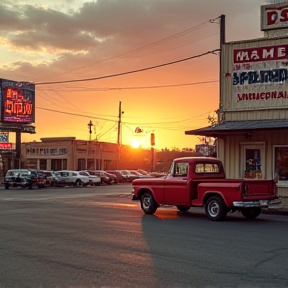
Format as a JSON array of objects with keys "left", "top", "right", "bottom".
[
  {"left": 195, "top": 163, "right": 220, "bottom": 173},
  {"left": 174, "top": 162, "right": 189, "bottom": 176}
]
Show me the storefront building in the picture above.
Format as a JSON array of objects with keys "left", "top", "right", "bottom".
[
  {"left": 21, "top": 137, "right": 119, "bottom": 171},
  {"left": 20, "top": 137, "right": 153, "bottom": 172},
  {"left": 185, "top": 2, "right": 288, "bottom": 208}
]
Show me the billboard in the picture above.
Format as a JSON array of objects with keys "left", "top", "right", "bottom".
[
  {"left": 232, "top": 43, "right": 288, "bottom": 110},
  {"left": 261, "top": 3, "right": 288, "bottom": 31},
  {"left": 0, "top": 79, "right": 35, "bottom": 124}
]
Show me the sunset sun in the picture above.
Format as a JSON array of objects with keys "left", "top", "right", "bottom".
[{"left": 131, "top": 139, "right": 141, "bottom": 148}]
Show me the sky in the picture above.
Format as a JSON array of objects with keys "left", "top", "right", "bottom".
[{"left": 0, "top": 0, "right": 271, "bottom": 150}]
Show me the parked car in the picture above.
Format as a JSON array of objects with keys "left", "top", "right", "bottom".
[
  {"left": 129, "top": 170, "right": 152, "bottom": 178},
  {"left": 4, "top": 169, "right": 46, "bottom": 189},
  {"left": 80, "top": 171, "right": 101, "bottom": 186},
  {"left": 41, "top": 170, "right": 63, "bottom": 187},
  {"left": 106, "top": 170, "right": 127, "bottom": 183},
  {"left": 118, "top": 170, "right": 139, "bottom": 182},
  {"left": 104, "top": 171, "right": 118, "bottom": 184},
  {"left": 87, "top": 170, "right": 112, "bottom": 185},
  {"left": 57, "top": 170, "right": 90, "bottom": 187}
]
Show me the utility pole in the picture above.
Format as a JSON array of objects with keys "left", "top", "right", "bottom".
[
  {"left": 117, "top": 101, "right": 124, "bottom": 168},
  {"left": 117, "top": 101, "right": 124, "bottom": 144},
  {"left": 219, "top": 14, "right": 226, "bottom": 121},
  {"left": 88, "top": 120, "right": 93, "bottom": 141}
]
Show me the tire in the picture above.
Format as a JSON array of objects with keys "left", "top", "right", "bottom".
[
  {"left": 241, "top": 207, "right": 262, "bottom": 219},
  {"left": 140, "top": 192, "right": 158, "bottom": 215},
  {"left": 29, "top": 182, "right": 38, "bottom": 190},
  {"left": 205, "top": 196, "right": 228, "bottom": 221},
  {"left": 74, "top": 179, "right": 82, "bottom": 187},
  {"left": 4, "top": 184, "right": 9, "bottom": 190},
  {"left": 177, "top": 206, "right": 190, "bottom": 212}
]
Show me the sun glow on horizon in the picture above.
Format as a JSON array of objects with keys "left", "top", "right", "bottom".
[{"left": 131, "top": 139, "right": 141, "bottom": 148}]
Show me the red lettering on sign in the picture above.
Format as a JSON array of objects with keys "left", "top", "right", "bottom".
[
  {"left": 265, "top": 6, "right": 288, "bottom": 27},
  {"left": 267, "top": 11, "right": 278, "bottom": 25},
  {"left": 281, "top": 8, "right": 288, "bottom": 23}
]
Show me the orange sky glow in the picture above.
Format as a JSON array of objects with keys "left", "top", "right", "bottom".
[{"left": 0, "top": 0, "right": 268, "bottom": 150}]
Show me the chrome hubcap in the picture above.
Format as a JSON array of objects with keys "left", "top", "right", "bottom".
[
  {"left": 143, "top": 196, "right": 150, "bottom": 208},
  {"left": 209, "top": 201, "right": 219, "bottom": 217}
]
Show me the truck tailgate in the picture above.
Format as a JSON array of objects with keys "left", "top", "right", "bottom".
[{"left": 242, "top": 180, "right": 276, "bottom": 198}]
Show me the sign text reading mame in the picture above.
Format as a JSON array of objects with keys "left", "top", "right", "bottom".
[{"left": 234, "top": 45, "right": 288, "bottom": 64}]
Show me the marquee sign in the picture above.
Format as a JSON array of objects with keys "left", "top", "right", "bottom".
[{"left": 261, "top": 2, "right": 288, "bottom": 31}]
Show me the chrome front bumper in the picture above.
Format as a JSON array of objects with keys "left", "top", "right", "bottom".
[{"left": 233, "top": 198, "right": 281, "bottom": 208}]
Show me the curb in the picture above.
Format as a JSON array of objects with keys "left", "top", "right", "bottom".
[{"left": 262, "top": 208, "right": 288, "bottom": 216}]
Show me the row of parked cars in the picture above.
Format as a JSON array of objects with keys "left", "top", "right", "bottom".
[{"left": 4, "top": 168, "right": 165, "bottom": 189}]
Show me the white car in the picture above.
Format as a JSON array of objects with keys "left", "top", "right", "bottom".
[
  {"left": 80, "top": 171, "right": 101, "bottom": 186},
  {"left": 57, "top": 170, "right": 90, "bottom": 187}
]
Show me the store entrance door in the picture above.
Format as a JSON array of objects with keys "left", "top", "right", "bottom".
[{"left": 241, "top": 143, "right": 265, "bottom": 179}]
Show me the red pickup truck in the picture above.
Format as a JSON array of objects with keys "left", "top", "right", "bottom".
[{"left": 132, "top": 157, "right": 280, "bottom": 221}]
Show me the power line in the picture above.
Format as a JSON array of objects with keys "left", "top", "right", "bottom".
[
  {"left": 38, "top": 79, "right": 218, "bottom": 92},
  {"left": 36, "top": 107, "right": 118, "bottom": 122},
  {"left": 35, "top": 50, "right": 219, "bottom": 86},
  {"left": 50, "top": 20, "right": 212, "bottom": 78},
  {"left": 36, "top": 106, "right": 211, "bottom": 127}
]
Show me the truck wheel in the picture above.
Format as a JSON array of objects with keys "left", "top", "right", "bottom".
[
  {"left": 4, "top": 184, "right": 9, "bottom": 190},
  {"left": 140, "top": 192, "right": 158, "bottom": 215},
  {"left": 205, "top": 196, "right": 228, "bottom": 221},
  {"left": 177, "top": 206, "right": 190, "bottom": 212},
  {"left": 241, "top": 207, "right": 261, "bottom": 219}
]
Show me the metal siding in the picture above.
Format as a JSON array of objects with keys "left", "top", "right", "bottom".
[
  {"left": 225, "top": 109, "right": 288, "bottom": 121},
  {"left": 225, "top": 136, "right": 230, "bottom": 178},
  {"left": 234, "top": 136, "right": 240, "bottom": 179},
  {"left": 217, "top": 138, "right": 225, "bottom": 165}
]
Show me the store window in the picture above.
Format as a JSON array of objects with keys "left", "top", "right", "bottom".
[
  {"left": 62, "top": 159, "right": 67, "bottom": 170},
  {"left": 87, "top": 159, "right": 95, "bottom": 170},
  {"left": 243, "top": 146, "right": 263, "bottom": 179},
  {"left": 274, "top": 146, "right": 288, "bottom": 181},
  {"left": 39, "top": 159, "right": 47, "bottom": 170},
  {"left": 78, "top": 159, "right": 85, "bottom": 170},
  {"left": 51, "top": 159, "right": 63, "bottom": 171}
]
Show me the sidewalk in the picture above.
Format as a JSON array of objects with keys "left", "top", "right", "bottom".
[{"left": 262, "top": 196, "right": 288, "bottom": 215}]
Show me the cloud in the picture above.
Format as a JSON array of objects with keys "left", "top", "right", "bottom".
[
  {"left": 1, "top": 0, "right": 267, "bottom": 53},
  {"left": 0, "top": 0, "right": 268, "bottom": 81}
]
